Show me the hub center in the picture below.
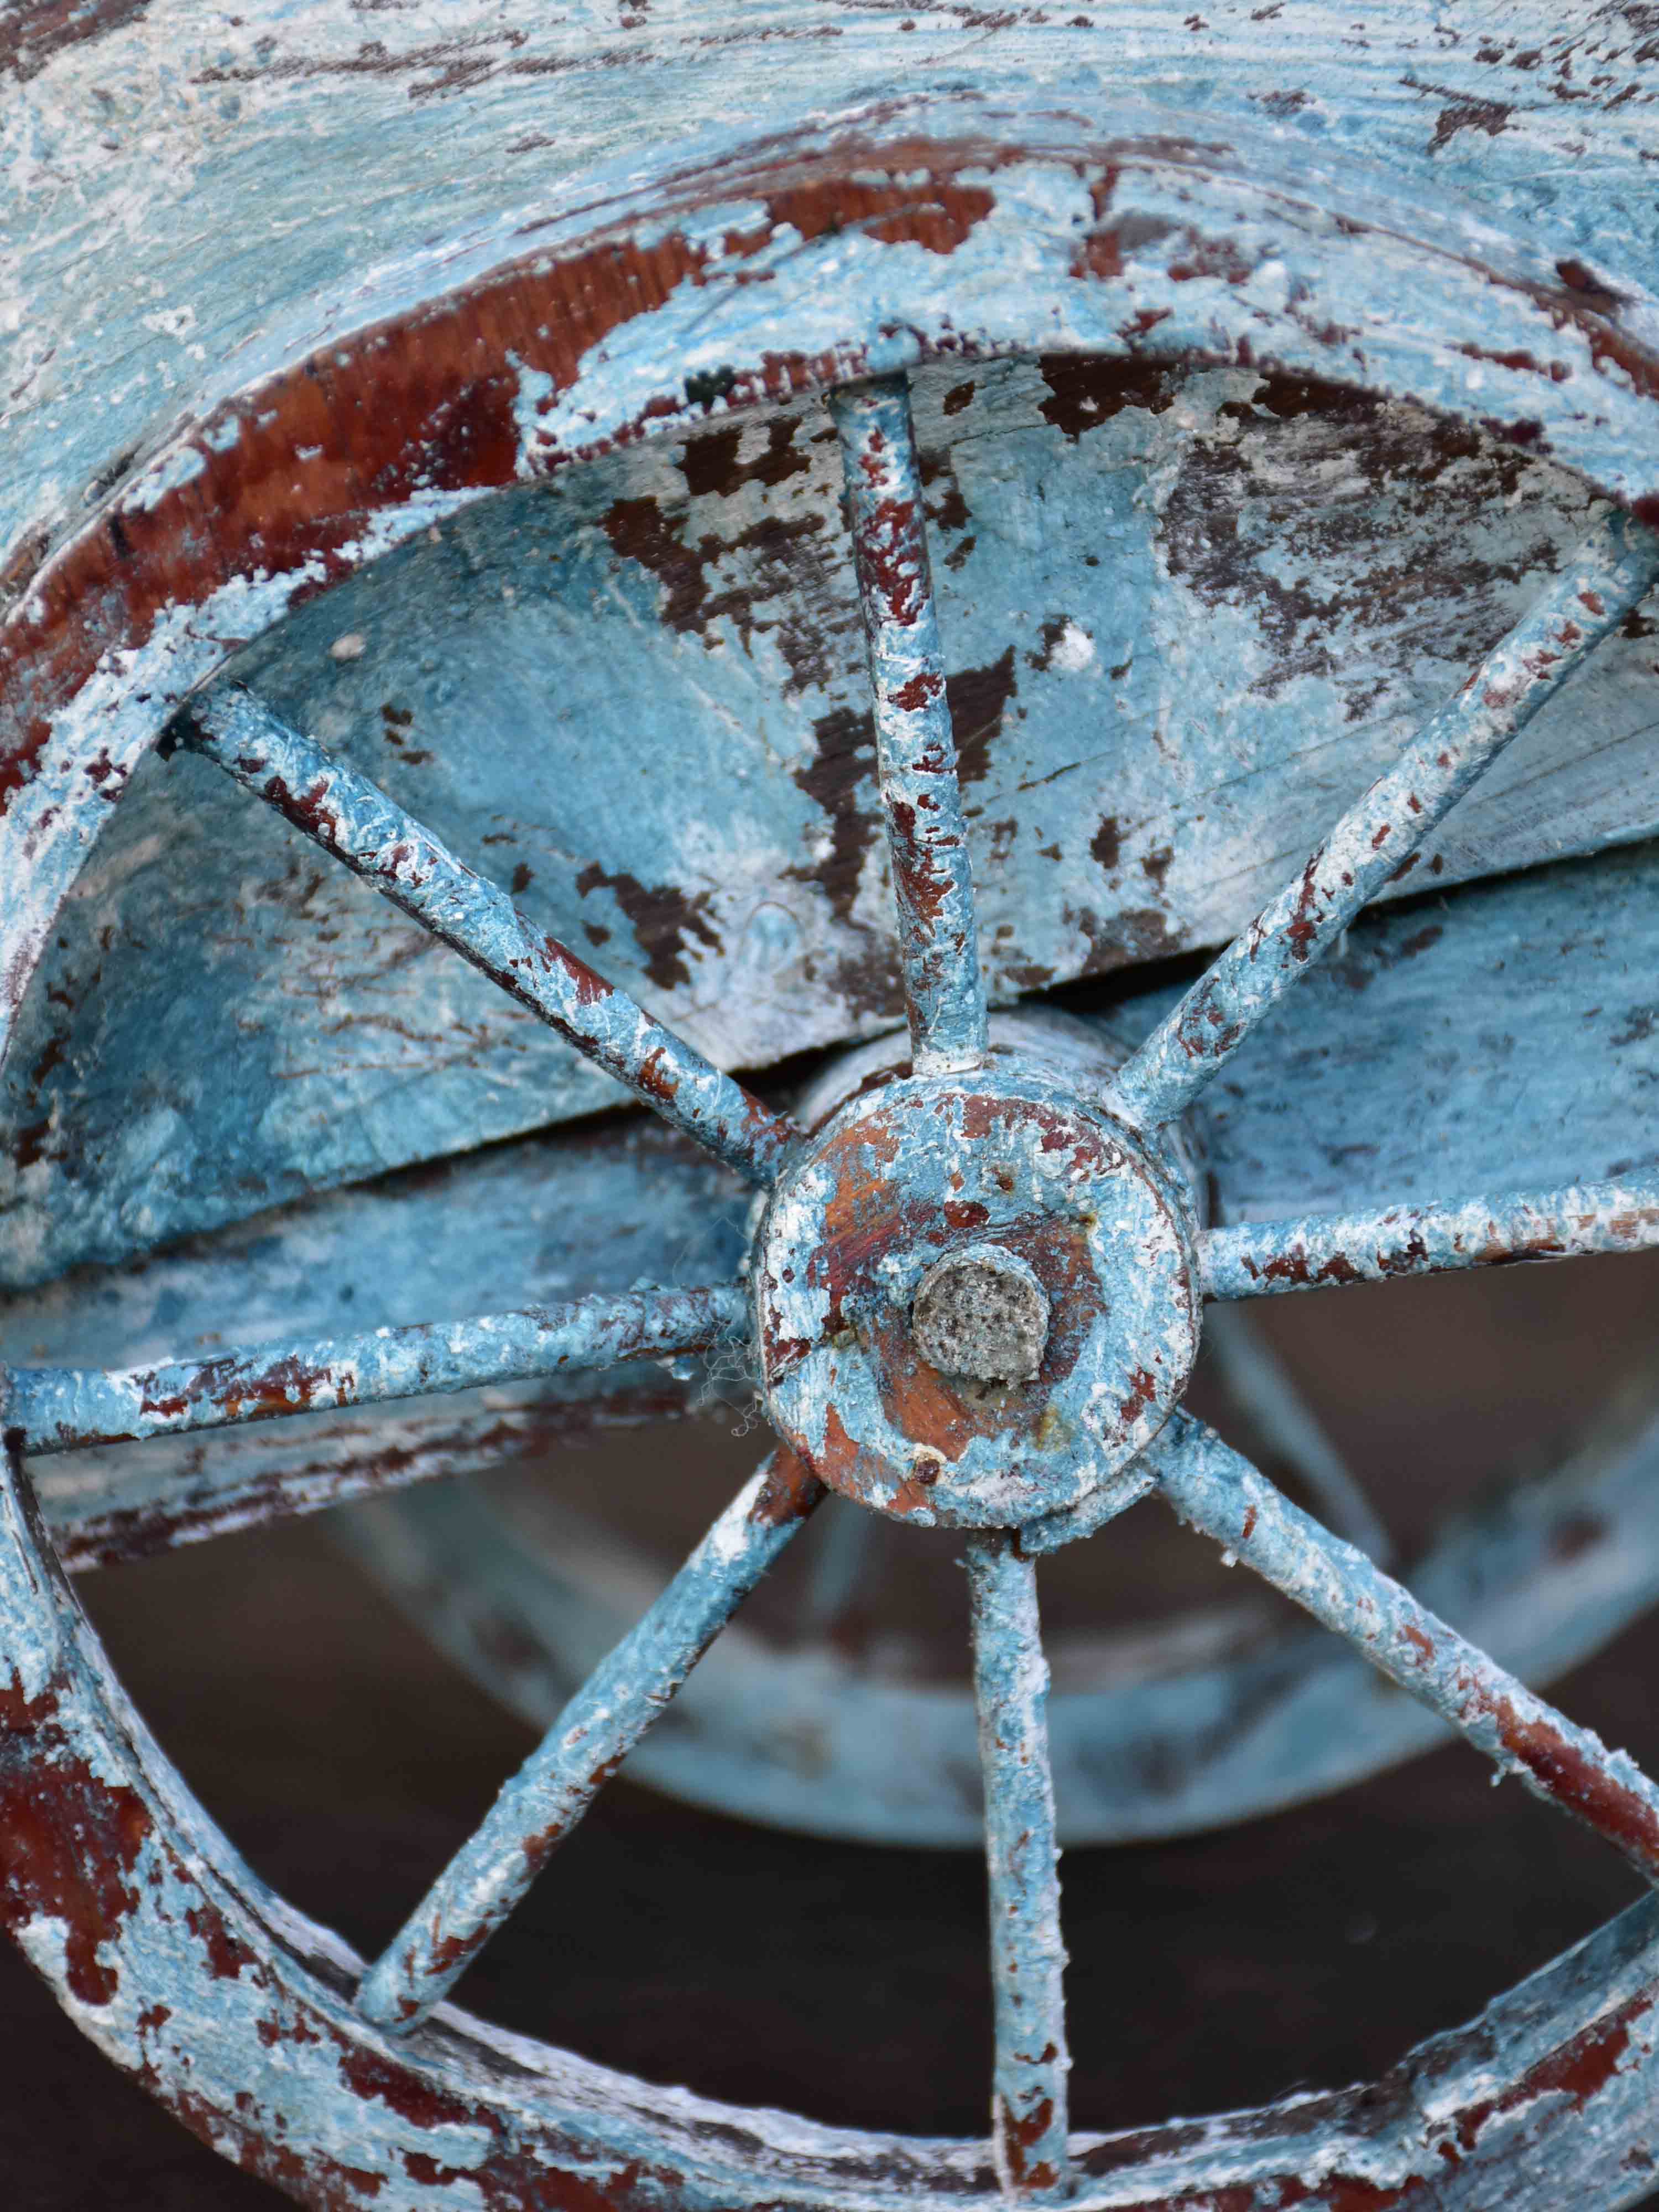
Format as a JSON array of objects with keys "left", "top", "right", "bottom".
[
  {"left": 752, "top": 1021, "right": 1202, "bottom": 1531},
  {"left": 911, "top": 1244, "right": 1051, "bottom": 1384}
]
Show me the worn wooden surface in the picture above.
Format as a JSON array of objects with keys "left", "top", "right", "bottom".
[
  {"left": 10, "top": 4, "right": 1659, "bottom": 2205},
  {"left": 9, "top": 363, "right": 1659, "bottom": 1282}
]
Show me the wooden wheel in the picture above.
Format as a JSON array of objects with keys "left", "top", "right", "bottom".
[{"left": 9, "top": 69, "right": 1659, "bottom": 2209}]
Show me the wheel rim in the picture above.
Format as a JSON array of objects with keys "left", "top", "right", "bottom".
[{"left": 9, "top": 96, "right": 1659, "bottom": 2210}]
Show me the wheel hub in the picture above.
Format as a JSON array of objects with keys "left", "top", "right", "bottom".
[
  {"left": 753, "top": 1034, "right": 1201, "bottom": 1530},
  {"left": 911, "top": 1243, "right": 1052, "bottom": 1385}
]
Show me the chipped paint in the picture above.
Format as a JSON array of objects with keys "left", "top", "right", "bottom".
[
  {"left": 11, "top": 17, "right": 1659, "bottom": 2203},
  {"left": 6, "top": 1282, "right": 750, "bottom": 1455},
  {"left": 1154, "top": 1412, "right": 1659, "bottom": 1881},
  {"left": 831, "top": 374, "right": 988, "bottom": 1076},
  {"left": 356, "top": 1452, "right": 822, "bottom": 2032},
  {"left": 1202, "top": 1175, "right": 1659, "bottom": 1300},
  {"left": 967, "top": 1531, "right": 1072, "bottom": 2201},
  {"left": 1111, "top": 511, "right": 1659, "bottom": 1128},
  {"left": 754, "top": 1020, "right": 1201, "bottom": 1530},
  {"left": 182, "top": 687, "right": 801, "bottom": 1189}
]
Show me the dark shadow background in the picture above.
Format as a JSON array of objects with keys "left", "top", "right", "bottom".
[{"left": 7, "top": 1250, "right": 1659, "bottom": 2206}]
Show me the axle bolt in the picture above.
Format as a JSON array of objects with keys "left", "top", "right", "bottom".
[{"left": 911, "top": 1244, "right": 1051, "bottom": 1385}]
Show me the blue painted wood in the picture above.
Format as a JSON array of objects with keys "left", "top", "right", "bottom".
[
  {"left": 1111, "top": 512, "right": 1659, "bottom": 1127},
  {"left": 1089, "top": 831, "right": 1659, "bottom": 1237},
  {"left": 184, "top": 687, "right": 801, "bottom": 1188},
  {"left": 10, "top": 19, "right": 1659, "bottom": 2204},
  {"left": 12, "top": 360, "right": 1659, "bottom": 1293},
  {"left": 14, "top": 99, "right": 1659, "bottom": 1291},
  {"left": 10, "top": 2, "right": 1659, "bottom": 589},
  {"left": 0, "top": 1108, "right": 749, "bottom": 1566}
]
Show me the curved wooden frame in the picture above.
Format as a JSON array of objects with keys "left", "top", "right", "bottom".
[{"left": 9, "top": 95, "right": 1659, "bottom": 2208}]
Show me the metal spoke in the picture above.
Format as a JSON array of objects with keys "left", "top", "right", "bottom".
[
  {"left": 1110, "top": 512, "right": 1659, "bottom": 1131},
  {"left": 1152, "top": 1412, "right": 1659, "bottom": 1881},
  {"left": 799, "top": 1493, "right": 881, "bottom": 1640},
  {"left": 356, "top": 1451, "right": 823, "bottom": 2032},
  {"left": 1202, "top": 1174, "right": 1659, "bottom": 1301},
  {"left": 176, "top": 687, "right": 801, "bottom": 1187},
  {"left": 965, "top": 1531, "right": 1071, "bottom": 2201},
  {"left": 831, "top": 375, "right": 988, "bottom": 1076},
  {"left": 4, "top": 1284, "right": 748, "bottom": 1458},
  {"left": 1203, "top": 1303, "right": 1391, "bottom": 1562}
]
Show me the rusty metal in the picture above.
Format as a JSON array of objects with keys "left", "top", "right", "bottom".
[
  {"left": 4, "top": 1282, "right": 750, "bottom": 1455},
  {"left": 11, "top": 28, "right": 1659, "bottom": 2207},
  {"left": 912, "top": 1245, "right": 1051, "bottom": 1385},
  {"left": 1201, "top": 1175, "right": 1659, "bottom": 1300},
  {"left": 752, "top": 1048, "right": 1201, "bottom": 1531},
  {"left": 967, "top": 1531, "right": 1071, "bottom": 2202},
  {"left": 356, "top": 1453, "right": 822, "bottom": 2032},
  {"left": 831, "top": 375, "right": 988, "bottom": 1078}
]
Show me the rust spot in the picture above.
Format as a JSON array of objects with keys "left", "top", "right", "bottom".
[
  {"left": 0, "top": 0, "right": 152, "bottom": 79},
  {"left": 764, "top": 170, "right": 996, "bottom": 256},
  {"left": 575, "top": 859, "right": 721, "bottom": 993},
  {"left": 788, "top": 702, "right": 881, "bottom": 928},
  {"left": 338, "top": 2046, "right": 482, "bottom": 2134},
  {"left": 750, "top": 1449, "right": 825, "bottom": 1526},
  {"left": 942, "top": 1199, "right": 992, "bottom": 1233},
  {"left": 678, "top": 415, "right": 809, "bottom": 498},
  {"left": 632, "top": 1047, "right": 680, "bottom": 1106},
  {"left": 1556, "top": 257, "right": 1627, "bottom": 314},
  {"left": 947, "top": 650, "right": 1018, "bottom": 784},
  {"left": 1401, "top": 1622, "right": 1434, "bottom": 1664},
  {"left": 1456, "top": 341, "right": 1571, "bottom": 383},
  {"left": 0, "top": 1681, "right": 152, "bottom": 2005},
  {"left": 998, "top": 2093, "right": 1058, "bottom": 2190},
  {"left": 1425, "top": 89, "right": 1514, "bottom": 154},
  {"left": 599, "top": 493, "right": 836, "bottom": 691},
  {"left": 1166, "top": 232, "right": 1258, "bottom": 284},
  {"left": 185, "top": 1900, "right": 262, "bottom": 1983},
  {"left": 891, "top": 671, "right": 942, "bottom": 712},
  {"left": 1285, "top": 855, "right": 1326, "bottom": 961},
  {"left": 1491, "top": 1696, "right": 1659, "bottom": 1866},
  {"left": 1119, "top": 1366, "right": 1159, "bottom": 1425},
  {"left": 1454, "top": 2001, "right": 1637, "bottom": 2155},
  {"left": 1037, "top": 355, "right": 1175, "bottom": 439}
]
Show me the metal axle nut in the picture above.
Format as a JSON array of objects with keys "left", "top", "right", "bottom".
[{"left": 911, "top": 1244, "right": 1051, "bottom": 1385}]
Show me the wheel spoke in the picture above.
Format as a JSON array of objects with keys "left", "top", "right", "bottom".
[
  {"left": 356, "top": 1451, "right": 823, "bottom": 2032},
  {"left": 1203, "top": 1303, "right": 1391, "bottom": 1562},
  {"left": 1202, "top": 1173, "right": 1659, "bottom": 1301},
  {"left": 799, "top": 1493, "right": 881, "bottom": 1639},
  {"left": 4, "top": 1284, "right": 748, "bottom": 1457},
  {"left": 1152, "top": 1411, "right": 1659, "bottom": 1881},
  {"left": 176, "top": 687, "right": 801, "bottom": 1188},
  {"left": 1110, "top": 512, "right": 1659, "bottom": 1130},
  {"left": 965, "top": 1530, "right": 1071, "bottom": 2201},
  {"left": 831, "top": 375, "right": 988, "bottom": 1076}
]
